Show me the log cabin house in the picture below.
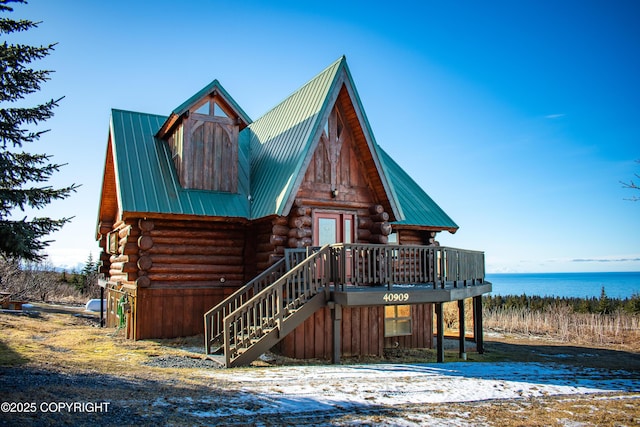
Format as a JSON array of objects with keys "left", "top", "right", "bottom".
[{"left": 96, "top": 56, "right": 491, "bottom": 367}]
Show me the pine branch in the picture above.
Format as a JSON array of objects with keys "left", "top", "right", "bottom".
[
  {"left": 0, "top": 0, "right": 75, "bottom": 261},
  {"left": 0, "top": 216, "right": 73, "bottom": 262},
  {"left": 0, "top": 97, "right": 61, "bottom": 148}
]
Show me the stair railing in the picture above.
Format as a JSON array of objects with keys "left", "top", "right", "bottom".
[
  {"left": 204, "top": 257, "right": 287, "bottom": 354},
  {"left": 223, "top": 245, "right": 332, "bottom": 367}
]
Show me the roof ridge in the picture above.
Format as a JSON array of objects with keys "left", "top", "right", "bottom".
[
  {"left": 249, "top": 56, "right": 346, "bottom": 124},
  {"left": 170, "top": 79, "right": 252, "bottom": 124},
  {"left": 111, "top": 108, "right": 168, "bottom": 119}
]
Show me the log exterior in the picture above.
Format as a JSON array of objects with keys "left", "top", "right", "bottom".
[
  {"left": 99, "top": 217, "right": 251, "bottom": 339},
  {"left": 272, "top": 103, "right": 436, "bottom": 360},
  {"left": 96, "top": 72, "right": 457, "bottom": 359}
]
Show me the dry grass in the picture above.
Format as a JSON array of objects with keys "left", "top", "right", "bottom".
[
  {"left": 1, "top": 306, "right": 639, "bottom": 426},
  {"left": 0, "top": 310, "right": 208, "bottom": 384},
  {"left": 484, "top": 306, "right": 640, "bottom": 351}
]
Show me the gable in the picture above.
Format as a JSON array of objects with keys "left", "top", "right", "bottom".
[
  {"left": 246, "top": 56, "right": 402, "bottom": 221},
  {"left": 298, "top": 100, "right": 378, "bottom": 207},
  {"left": 155, "top": 80, "right": 250, "bottom": 193},
  {"left": 96, "top": 136, "right": 119, "bottom": 237},
  {"left": 156, "top": 79, "right": 251, "bottom": 139}
]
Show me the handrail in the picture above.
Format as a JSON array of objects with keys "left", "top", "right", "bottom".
[
  {"left": 206, "top": 243, "right": 486, "bottom": 362},
  {"left": 329, "top": 244, "right": 485, "bottom": 291},
  {"left": 204, "top": 257, "right": 287, "bottom": 354},
  {"left": 222, "top": 245, "right": 332, "bottom": 366}
]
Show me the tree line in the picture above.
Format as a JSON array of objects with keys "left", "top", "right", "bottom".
[
  {"left": 483, "top": 288, "right": 640, "bottom": 315},
  {"left": 0, "top": 253, "right": 100, "bottom": 302}
]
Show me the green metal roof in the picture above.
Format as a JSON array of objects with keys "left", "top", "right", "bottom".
[
  {"left": 102, "top": 57, "right": 457, "bottom": 232},
  {"left": 245, "top": 57, "right": 342, "bottom": 218},
  {"left": 245, "top": 56, "right": 402, "bottom": 220},
  {"left": 172, "top": 79, "right": 252, "bottom": 124},
  {"left": 378, "top": 147, "right": 459, "bottom": 232},
  {"left": 110, "top": 109, "right": 250, "bottom": 219}
]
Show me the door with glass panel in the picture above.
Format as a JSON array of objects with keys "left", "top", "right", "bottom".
[{"left": 314, "top": 212, "right": 353, "bottom": 281}]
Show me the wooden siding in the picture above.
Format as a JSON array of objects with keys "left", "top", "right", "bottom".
[
  {"left": 100, "top": 217, "right": 249, "bottom": 340},
  {"left": 383, "top": 303, "right": 433, "bottom": 350},
  {"left": 279, "top": 306, "right": 384, "bottom": 359},
  {"left": 97, "top": 137, "right": 118, "bottom": 229},
  {"left": 134, "top": 287, "right": 236, "bottom": 339},
  {"left": 299, "top": 103, "right": 377, "bottom": 208},
  {"left": 336, "top": 86, "right": 396, "bottom": 219},
  {"left": 179, "top": 115, "right": 238, "bottom": 192},
  {"left": 278, "top": 304, "right": 433, "bottom": 360},
  {"left": 167, "top": 93, "right": 241, "bottom": 193}
]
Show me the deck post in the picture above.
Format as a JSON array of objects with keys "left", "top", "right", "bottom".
[
  {"left": 100, "top": 286, "right": 105, "bottom": 327},
  {"left": 458, "top": 299, "right": 466, "bottom": 360},
  {"left": 435, "top": 302, "right": 444, "bottom": 363},
  {"left": 473, "top": 295, "right": 484, "bottom": 354},
  {"left": 331, "top": 303, "right": 342, "bottom": 364}
]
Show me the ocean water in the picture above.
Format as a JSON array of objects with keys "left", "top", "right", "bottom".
[{"left": 485, "top": 272, "right": 640, "bottom": 299}]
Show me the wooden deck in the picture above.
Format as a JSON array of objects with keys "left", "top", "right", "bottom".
[{"left": 204, "top": 244, "right": 490, "bottom": 367}]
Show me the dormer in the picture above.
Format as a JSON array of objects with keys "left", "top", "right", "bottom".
[{"left": 156, "top": 80, "right": 251, "bottom": 192}]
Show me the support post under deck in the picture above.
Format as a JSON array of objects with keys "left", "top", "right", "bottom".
[
  {"left": 473, "top": 295, "right": 484, "bottom": 354},
  {"left": 458, "top": 299, "right": 466, "bottom": 360},
  {"left": 435, "top": 302, "right": 444, "bottom": 363},
  {"left": 331, "top": 303, "right": 342, "bottom": 364}
]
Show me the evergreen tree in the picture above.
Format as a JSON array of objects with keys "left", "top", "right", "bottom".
[
  {"left": 0, "top": 0, "right": 77, "bottom": 261},
  {"left": 596, "top": 287, "right": 612, "bottom": 314}
]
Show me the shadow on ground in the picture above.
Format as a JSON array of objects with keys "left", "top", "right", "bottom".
[{"left": 484, "top": 339, "right": 640, "bottom": 371}]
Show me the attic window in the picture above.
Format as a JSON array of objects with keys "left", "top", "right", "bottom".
[
  {"left": 195, "top": 101, "right": 210, "bottom": 115},
  {"left": 336, "top": 110, "right": 344, "bottom": 139},
  {"left": 213, "top": 101, "right": 229, "bottom": 118}
]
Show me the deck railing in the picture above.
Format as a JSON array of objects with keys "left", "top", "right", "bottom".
[
  {"left": 329, "top": 244, "right": 485, "bottom": 290},
  {"left": 205, "top": 244, "right": 486, "bottom": 361}
]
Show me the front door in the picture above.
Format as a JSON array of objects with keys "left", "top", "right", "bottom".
[
  {"left": 314, "top": 212, "right": 354, "bottom": 281},
  {"left": 313, "top": 212, "right": 353, "bottom": 245}
]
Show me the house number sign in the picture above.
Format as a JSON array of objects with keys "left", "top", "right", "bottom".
[{"left": 382, "top": 293, "right": 410, "bottom": 303}]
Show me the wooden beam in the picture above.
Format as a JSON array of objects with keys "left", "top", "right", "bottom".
[
  {"left": 331, "top": 303, "right": 342, "bottom": 364},
  {"left": 435, "top": 302, "right": 444, "bottom": 363},
  {"left": 331, "top": 283, "right": 492, "bottom": 306},
  {"left": 458, "top": 299, "right": 466, "bottom": 360},
  {"left": 473, "top": 296, "right": 484, "bottom": 354}
]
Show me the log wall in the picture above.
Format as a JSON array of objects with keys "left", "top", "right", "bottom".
[
  {"left": 397, "top": 229, "right": 440, "bottom": 246},
  {"left": 99, "top": 217, "right": 250, "bottom": 339},
  {"left": 139, "top": 219, "right": 246, "bottom": 288}
]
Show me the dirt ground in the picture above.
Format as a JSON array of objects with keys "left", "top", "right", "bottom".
[{"left": 0, "top": 304, "right": 638, "bottom": 426}]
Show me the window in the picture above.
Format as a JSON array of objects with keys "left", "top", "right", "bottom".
[
  {"left": 107, "top": 231, "right": 119, "bottom": 255},
  {"left": 384, "top": 305, "right": 412, "bottom": 337},
  {"left": 195, "top": 101, "right": 210, "bottom": 115},
  {"left": 213, "top": 101, "right": 229, "bottom": 118}
]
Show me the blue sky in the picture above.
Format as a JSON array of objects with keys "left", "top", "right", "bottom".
[{"left": 6, "top": 0, "right": 639, "bottom": 273}]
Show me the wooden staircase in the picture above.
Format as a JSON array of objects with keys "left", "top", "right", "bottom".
[{"left": 204, "top": 246, "right": 331, "bottom": 367}]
